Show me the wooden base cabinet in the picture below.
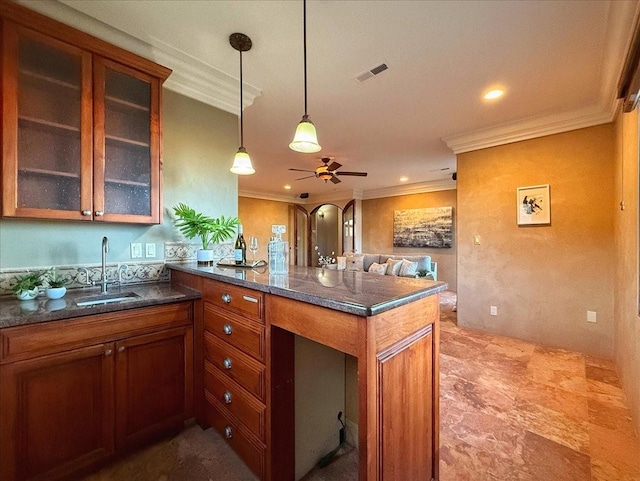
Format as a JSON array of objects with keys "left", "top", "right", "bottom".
[{"left": 0, "top": 302, "right": 193, "bottom": 481}]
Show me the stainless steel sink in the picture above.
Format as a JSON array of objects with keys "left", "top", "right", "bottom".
[{"left": 75, "top": 291, "right": 140, "bottom": 307}]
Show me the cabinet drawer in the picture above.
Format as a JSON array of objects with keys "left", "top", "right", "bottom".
[
  {"left": 204, "top": 304, "right": 265, "bottom": 362},
  {"left": 203, "top": 332, "right": 265, "bottom": 401},
  {"left": 205, "top": 391, "right": 265, "bottom": 480},
  {"left": 1, "top": 302, "right": 192, "bottom": 363},
  {"left": 204, "top": 360, "right": 265, "bottom": 440},
  {"left": 202, "top": 279, "right": 263, "bottom": 321}
]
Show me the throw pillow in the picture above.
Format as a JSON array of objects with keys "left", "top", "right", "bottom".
[
  {"left": 385, "top": 258, "right": 403, "bottom": 276},
  {"left": 399, "top": 259, "right": 418, "bottom": 277},
  {"left": 369, "top": 262, "right": 388, "bottom": 275}
]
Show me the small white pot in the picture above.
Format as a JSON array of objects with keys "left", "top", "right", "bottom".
[
  {"left": 197, "top": 249, "right": 215, "bottom": 266},
  {"left": 16, "top": 288, "right": 39, "bottom": 301},
  {"left": 46, "top": 287, "right": 67, "bottom": 300}
]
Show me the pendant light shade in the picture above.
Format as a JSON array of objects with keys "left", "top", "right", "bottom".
[
  {"left": 290, "top": 0, "right": 321, "bottom": 153},
  {"left": 230, "top": 33, "right": 255, "bottom": 175}
]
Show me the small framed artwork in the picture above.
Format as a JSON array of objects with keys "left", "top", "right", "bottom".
[{"left": 517, "top": 184, "right": 550, "bottom": 226}]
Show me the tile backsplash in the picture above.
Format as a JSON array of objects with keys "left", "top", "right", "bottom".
[{"left": 0, "top": 241, "right": 236, "bottom": 296}]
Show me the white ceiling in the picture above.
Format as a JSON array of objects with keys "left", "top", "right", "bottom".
[{"left": 26, "top": 0, "right": 639, "bottom": 201}]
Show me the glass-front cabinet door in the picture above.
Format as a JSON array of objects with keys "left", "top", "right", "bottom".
[
  {"left": 1, "top": 8, "right": 167, "bottom": 224},
  {"left": 2, "top": 24, "right": 93, "bottom": 220},
  {"left": 93, "top": 58, "right": 160, "bottom": 223}
]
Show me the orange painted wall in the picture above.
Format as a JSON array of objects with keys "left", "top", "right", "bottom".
[
  {"left": 457, "top": 124, "right": 615, "bottom": 358},
  {"left": 614, "top": 107, "right": 640, "bottom": 437},
  {"left": 362, "top": 190, "right": 457, "bottom": 291},
  {"left": 238, "top": 196, "right": 290, "bottom": 261}
]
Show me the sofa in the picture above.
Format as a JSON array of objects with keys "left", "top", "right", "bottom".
[{"left": 344, "top": 253, "right": 438, "bottom": 280}]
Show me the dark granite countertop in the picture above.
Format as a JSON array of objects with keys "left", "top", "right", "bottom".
[
  {"left": 0, "top": 283, "right": 201, "bottom": 329},
  {"left": 168, "top": 262, "right": 448, "bottom": 317}
]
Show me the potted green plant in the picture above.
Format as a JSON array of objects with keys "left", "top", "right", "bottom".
[
  {"left": 45, "top": 269, "right": 68, "bottom": 299},
  {"left": 172, "top": 203, "right": 240, "bottom": 265},
  {"left": 11, "top": 270, "right": 46, "bottom": 300}
]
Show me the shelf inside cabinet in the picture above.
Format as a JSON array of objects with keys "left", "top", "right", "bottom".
[
  {"left": 104, "top": 177, "right": 149, "bottom": 187},
  {"left": 19, "top": 115, "right": 80, "bottom": 134},
  {"left": 19, "top": 69, "right": 79, "bottom": 91},
  {"left": 105, "top": 135, "right": 149, "bottom": 148},
  {"left": 19, "top": 167, "right": 80, "bottom": 179},
  {"left": 105, "top": 95, "right": 149, "bottom": 112}
]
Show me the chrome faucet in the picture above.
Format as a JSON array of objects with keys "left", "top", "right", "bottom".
[{"left": 100, "top": 236, "right": 109, "bottom": 293}]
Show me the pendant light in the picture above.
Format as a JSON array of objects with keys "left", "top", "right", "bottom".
[
  {"left": 289, "top": 0, "right": 321, "bottom": 153},
  {"left": 230, "top": 33, "right": 255, "bottom": 175}
]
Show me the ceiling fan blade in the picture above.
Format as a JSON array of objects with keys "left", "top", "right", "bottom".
[
  {"left": 335, "top": 171, "right": 368, "bottom": 177},
  {"left": 330, "top": 175, "right": 341, "bottom": 184},
  {"left": 289, "top": 168, "right": 315, "bottom": 173},
  {"left": 295, "top": 174, "right": 316, "bottom": 181},
  {"left": 327, "top": 162, "right": 342, "bottom": 171}
]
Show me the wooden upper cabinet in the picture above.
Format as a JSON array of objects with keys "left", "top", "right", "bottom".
[{"left": 0, "top": 2, "right": 171, "bottom": 223}]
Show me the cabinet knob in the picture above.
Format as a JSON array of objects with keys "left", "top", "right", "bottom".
[
  {"left": 118, "top": 346, "right": 126, "bottom": 353},
  {"left": 224, "top": 426, "right": 233, "bottom": 439},
  {"left": 105, "top": 349, "right": 113, "bottom": 356},
  {"left": 223, "top": 357, "right": 232, "bottom": 370},
  {"left": 221, "top": 293, "right": 231, "bottom": 304},
  {"left": 223, "top": 324, "right": 233, "bottom": 335},
  {"left": 223, "top": 391, "right": 232, "bottom": 404},
  {"left": 95, "top": 210, "right": 104, "bottom": 217},
  {"left": 81, "top": 210, "right": 91, "bottom": 216}
]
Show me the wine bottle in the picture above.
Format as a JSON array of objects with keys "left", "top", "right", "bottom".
[{"left": 234, "top": 225, "right": 246, "bottom": 265}]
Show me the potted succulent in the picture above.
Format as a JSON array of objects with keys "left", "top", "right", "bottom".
[
  {"left": 11, "top": 270, "right": 46, "bottom": 300},
  {"left": 45, "top": 270, "right": 68, "bottom": 299},
  {"left": 172, "top": 203, "right": 240, "bottom": 265}
]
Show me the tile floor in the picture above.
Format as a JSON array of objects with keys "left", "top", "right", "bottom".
[{"left": 82, "top": 291, "right": 640, "bottom": 480}]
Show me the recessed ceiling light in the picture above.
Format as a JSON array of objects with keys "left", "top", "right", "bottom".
[
  {"left": 284, "top": 185, "right": 291, "bottom": 190},
  {"left": 483, "top": 89, "right": 504, "bottom": 100},
  {"left": 400, "top": 176, "right": 409, "bottom": 182}
]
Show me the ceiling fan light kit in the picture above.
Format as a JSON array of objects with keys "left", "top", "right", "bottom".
[
  {"left": 230, "top": 32, "right": 255, "bottom": 175},
  {"left": 289, "top": 0, "right": 321, "bottom": 154},
  {"left": 288, "top": 157, "right": 367, "bottom": 184}
]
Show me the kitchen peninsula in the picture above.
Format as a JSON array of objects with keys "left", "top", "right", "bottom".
[{"left": 169, "top": 263, "right": 446, "bottom": 481}]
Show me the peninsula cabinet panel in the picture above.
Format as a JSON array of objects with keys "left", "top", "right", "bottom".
[
  {"left": 0, "top": 343, "right": 115, "bottom": 481},
  {"left": 0, "top": 2, "right": 170, "bottom": 223}
]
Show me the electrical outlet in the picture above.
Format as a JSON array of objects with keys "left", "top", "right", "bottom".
[
  {"left": 587, "top": 310, "right": 597, "bottom": 323},
  {"left": 145, "top": 243, "right": 156, "bottom": 258},
  {"left": 490, "top": 305, "right": 498, "bottom": 316},
  {"left": 130, "top": 243, "right": 142, "bottom": 259}
]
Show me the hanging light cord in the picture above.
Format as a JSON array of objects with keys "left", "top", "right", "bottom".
[
  {"left": 303, "top": 0, "right": 308, "bottom": 117},
  {"left": 239, "top": 49, "right": 245, "bottom": 147}
]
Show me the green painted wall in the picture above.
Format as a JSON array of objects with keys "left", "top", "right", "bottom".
[{"left": 0, "top": 90, "right": 238, "bottom": 269}]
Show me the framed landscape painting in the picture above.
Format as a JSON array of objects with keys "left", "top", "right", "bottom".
[
  {"left": 393, "top": 206, "right": 453, "bottom": 248},
  {"left": 517, "top": 184, "right": 550, "bottom": 225}
]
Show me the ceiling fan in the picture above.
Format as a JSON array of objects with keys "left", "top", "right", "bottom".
[{"left": 289, "top": 157, "right": 368, "bottom": 184}]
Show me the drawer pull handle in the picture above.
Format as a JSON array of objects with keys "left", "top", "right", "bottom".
[
  {"left": 221, "top": 293, "right": 231, "bottom": 304},
  {"left": 81, "top": 209, "right": 91, "bottom": 216},
  {"left": 223, "top": 357, "right": 232, "bottom": 370},
  {"left": 223, "top": 391, "right": 232, "bottom": 404},
  {"left": 118, "top": 346, "right": 126, "bottom": 353},
  {"left": 243, "top": 295, "right": 258, "bottom": 303},
  {"left": 105, "top": 349, "right": 113, "bottom": 357},
  {"left": 223, "top": 324, "right": 233, "bottom": 335},
  {"left": 224, "top": 426, "right": 233, "bottom": 439},
  {"left": 95, "top": 210, "right": 104, "bottom": 217}
]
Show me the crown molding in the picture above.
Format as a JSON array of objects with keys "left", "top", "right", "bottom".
[
  {"left": 362, "top": 179, "right": 456, "bottom": 200},
  {"left": 442, "top": 105, "right": 617, "bottom": 154},
  {"left": 238, "top": 189, "right": 303, "bottom": 204},
  {"left": 20, "top": 0, "right": 260, "bottom": 115}
]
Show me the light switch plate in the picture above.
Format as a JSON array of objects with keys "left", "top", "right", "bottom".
[
  {"left": 474, "top": 235, "right": 481, "bottom": 245},
  {"left": 587, "top": 310, "right": 597, "bottom": 323},
  {"left": 130, "top": 243, "right": 142, "bottom": 259},
  {"left": 145, "top": 243, "right": 156, "bottom": 258}
]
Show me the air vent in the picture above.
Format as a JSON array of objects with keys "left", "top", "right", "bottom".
[{"left": 355, "top": 63, "right": 388, "bottom": 83}]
